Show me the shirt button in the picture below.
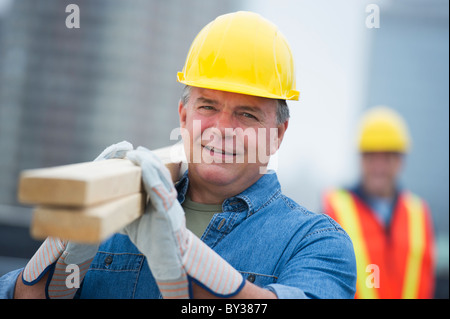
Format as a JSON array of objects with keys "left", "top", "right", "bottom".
[
  {"left": 104, "top": 255, "right": 113, "bottom": 265},
  {"left": 217, "top": 218, "right": 226, "bottom": 230},
  {"left": 247, "top": 274, "right": 256, "bottom": 283}
]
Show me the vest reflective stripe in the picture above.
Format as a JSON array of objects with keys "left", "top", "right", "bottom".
[
  {"left": 327, "top": 190, "right": 377, "bottom": 299},
  {"left": 402, "top": 192, "right": 426, "bottom": 299}
]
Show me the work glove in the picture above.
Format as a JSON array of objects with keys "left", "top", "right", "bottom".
[
  {"left": 22, "top": 141, "right": 134, "bottom": 298},
  {"left": 123, "top": 146, "right": 244, "bottom": 299},
  {"left": 22, "top": 238, "right": 99, "bottom": 299}
]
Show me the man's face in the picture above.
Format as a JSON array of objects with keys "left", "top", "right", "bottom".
[
  {"left": 361, "top": 152, "right": 404, "bottom": 198},
  {"left": 178, "top": 87, "right": 288, "bottom": 193}
]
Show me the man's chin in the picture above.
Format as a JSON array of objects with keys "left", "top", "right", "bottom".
[
  {"left": 363, "top": 179, "right": 395, "bottom": 198},
  {"left": 189, "top": 162, "right": 240, "bottom": 186}
]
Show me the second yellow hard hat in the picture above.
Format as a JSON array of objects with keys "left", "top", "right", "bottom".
[
  {"left": 177, "top": 11, "right": 299, "bottom": 101},
  {"left": 358, "top": 106, "right": 411, "bottom": 153}
]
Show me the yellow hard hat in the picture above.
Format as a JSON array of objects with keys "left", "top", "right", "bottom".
[
  {"left": 177, "top": 11, "right": 299, "bottom": 101},
  {"left": 358, "top": 106, "right": 411, "bottom": 153}
]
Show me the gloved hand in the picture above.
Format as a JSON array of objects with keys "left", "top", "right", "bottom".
[
  {"left": 93, "top": 140, "right": 134, "bottom": 162},
  {"left": 22, "top": 238, "right": 99, "bottom": 299},
  {"left": 22, "top": 141, "right": 134, "bottom": 298},
  {"left": 123, "top": 146, "right": 244, "bottom": 299}
]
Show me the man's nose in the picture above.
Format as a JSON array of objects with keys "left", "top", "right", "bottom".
[{"left": 214, "top": 111, "right": 236, "bottom": 136}]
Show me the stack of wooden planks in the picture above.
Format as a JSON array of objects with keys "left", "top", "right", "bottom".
[{"left": 17, "top": 144, "right": 186, "bottom": 244}]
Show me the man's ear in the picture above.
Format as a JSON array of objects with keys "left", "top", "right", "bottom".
[
  {"left": 178, "top": 100, "right": 187, "bottom": 129},
  {"left": 270, "top": 120, "right": 288, "bottom": 155}
]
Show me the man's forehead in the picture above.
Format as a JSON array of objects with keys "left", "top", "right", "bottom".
[
  {"left": 362, "top": 152, "right": 404, "bottom": 160},
  {"left": 191, "top": 87, "right": 277, "bottom": 109}
]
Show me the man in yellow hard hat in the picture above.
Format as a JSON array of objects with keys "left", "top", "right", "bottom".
[
  {"left": 3, "top": 11, "right": 356, "bottom": 299},
  {"left": 323, "top": 106, "right": 436, "bottom": 299}
]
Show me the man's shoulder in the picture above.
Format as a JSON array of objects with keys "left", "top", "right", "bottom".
[
  {"left": 400, "top": 190, "right": 428, "bottom": 203},
  {"left": 273, "top": 192, "right": 352, "bottom": 241},
  {"left": 259, "top": 193, "right": 356, "bottom": 269}
]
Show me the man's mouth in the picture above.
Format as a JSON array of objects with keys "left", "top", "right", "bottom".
[{"left": 202, "top": 144, "right": 237, "bottom": 156}]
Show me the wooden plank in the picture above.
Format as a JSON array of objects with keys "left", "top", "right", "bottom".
[
  {"left": 18, "top": 159, "right": 142, "bottom": 207},
  {"left": 18, "top": 159, "right": 183, "bottom": 207},
  {"left": 30, "top": 193, "right": 145, "bottom": 244}
]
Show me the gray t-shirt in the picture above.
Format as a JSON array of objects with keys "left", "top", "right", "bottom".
[{"left": 182, "top": 196, "right": 222, "bottom": 238}]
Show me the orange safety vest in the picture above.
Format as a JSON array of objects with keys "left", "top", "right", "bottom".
[{"left": 323, "top": 189, "right": 435, "bottom": 299}]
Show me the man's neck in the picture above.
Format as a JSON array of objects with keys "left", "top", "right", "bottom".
[
  {"left": 186, "top": 179, "right": 240, "bottom": 205},
  {"left": 186, "top": 172, "right": 262, "bottom": 205}
]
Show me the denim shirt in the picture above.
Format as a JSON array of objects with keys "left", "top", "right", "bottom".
[{"left": 1, "top": 171, "right": 356, "bottom": 299}]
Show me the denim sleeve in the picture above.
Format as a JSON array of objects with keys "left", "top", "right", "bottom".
[
  {"left": 265, "top": 283, "right": 308, "bottom": 299},
  {"left": 0, "top": 268, "right": 23, "bottom": 299},
  {"left": 267, "top": 221, "right": 357, "bottom": 299}
]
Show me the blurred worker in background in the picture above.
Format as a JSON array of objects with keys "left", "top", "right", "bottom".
[
  {"left": 323, "top": 106, "right": 435, "bottom": 299},
  {"left": 1, "top": 11, "right": 356, "bottom": 299}
]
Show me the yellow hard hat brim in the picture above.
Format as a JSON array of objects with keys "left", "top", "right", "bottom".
[{"left": 177, "top": 72, "right": 300, "bottom": 100}]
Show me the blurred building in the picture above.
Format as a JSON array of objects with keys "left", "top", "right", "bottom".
[{"left": 0, "top": 0, "right": 238, "bottom": 275}]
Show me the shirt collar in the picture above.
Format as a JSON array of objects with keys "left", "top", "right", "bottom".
[{"left": 175, "top": 170, "right": 282, "bottom": 217}]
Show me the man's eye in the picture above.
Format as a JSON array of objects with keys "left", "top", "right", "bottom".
[
  {"left": 242, "top": 112, "right": 258, "bottom": 120},
  {"left": 199, "top": 105, "right": 215, "bottom": 111}
]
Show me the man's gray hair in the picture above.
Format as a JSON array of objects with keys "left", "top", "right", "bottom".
[{"left": 180, "top": 85, "right": 289, "bottom": 125}]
